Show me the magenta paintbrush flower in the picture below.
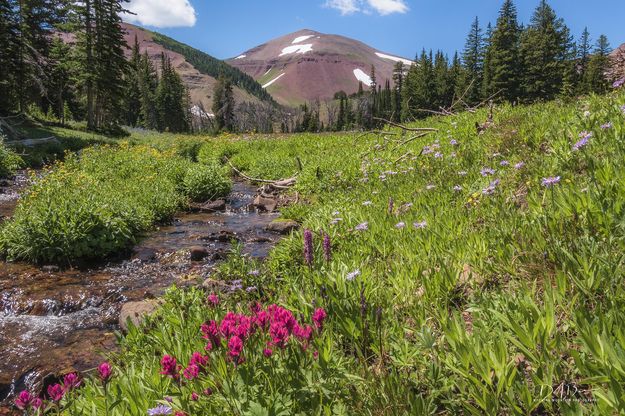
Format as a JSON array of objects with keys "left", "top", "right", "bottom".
[
  {"left": 14, "top": 390, "right": 42, "bottom": 410},
  {"left": 63, "top": 372, "right": 81, "bottom": 391},
  {"left": 47, "top": 384, "right": 64, "bottom": 402},
  {"left": 98, "top": 362, "right": 112, "bottom": 383},
  {"left": 312, "top": 308, "right": 327, "bottom": 331}
]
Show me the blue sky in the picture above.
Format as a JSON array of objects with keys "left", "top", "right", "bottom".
[{"left": 123, "top": 0, "right": 625, "bottom": 60}]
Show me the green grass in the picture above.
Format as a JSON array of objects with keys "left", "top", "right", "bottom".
[{"left": 10, "top": 91, "right": 625, "bottom": 414}]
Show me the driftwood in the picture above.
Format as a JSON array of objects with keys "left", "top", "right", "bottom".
[{"left": 6, "top": 136, "right": 60, "bottom": 147}]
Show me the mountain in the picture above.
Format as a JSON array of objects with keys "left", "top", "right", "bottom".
[
  {"left": 226, "top": 29, "right": 414, "bottom": 106},
  {"left": 119, "top": 23, "right": 274, "bottom": 112}
]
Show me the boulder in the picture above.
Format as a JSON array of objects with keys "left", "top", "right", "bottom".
[
  {"left": 266, "top": 219, "right": 299, "bottom": 234},
  {"left": 203, "top": 230, "right": 239, "bottom": 243},
  {"left": 189, "top": 246, "right": 209, "bottom": 261},
  {"left": 191, "top": 199, "right": 226, "bottom": 212},
  {"left": 253, "top": 195, "right": 277, "bottom": 212},
  {"left": 118, "top": 299, "right": 161, "bottom": 332}
]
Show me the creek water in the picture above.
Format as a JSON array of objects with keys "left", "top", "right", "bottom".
[{"left": 0, "top": 179, "right": 279, "bottom": 408}]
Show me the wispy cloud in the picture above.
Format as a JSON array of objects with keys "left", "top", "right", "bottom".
[
  {"left": 324, "top": 0, "right": 408, "bottom": 16},
  {"left": 122, "top": 0, "right": 197, "bottom": 28}
]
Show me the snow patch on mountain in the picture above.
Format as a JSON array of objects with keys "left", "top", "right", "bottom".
[
  {"left": 279, "top": 44, "right": 313, "bottom": 57},
  {"left": 235, "top": 54, "right": 246, "bottom": 60},
  {"left": 292, "top": 35, "right": 315, "bottom": 44},
  {"left": 262, "top": 73, "right": 285, "bottom": 88},
  {"left": 353, "top": 68, "right": 373, "bottom": 86},
  {"left": 263, "top": 68, "right": 272, "bottom": 76},
  {"left": 375, "top": 52, "right": 413, "bottom": 66}
]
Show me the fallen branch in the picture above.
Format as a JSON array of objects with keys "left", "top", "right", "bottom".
[
  {"left": 224, "top": 157, "right": 298, "bottom": 187},
  {"left": 373, "top": 117, "right": 438, "bottom": 133}
]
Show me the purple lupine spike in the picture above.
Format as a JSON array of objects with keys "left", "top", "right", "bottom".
[
  {"left": 322, "top": 233, "right": 331, "bottom": 263},
  {"left": 303, "top": 229, "right": 313, "bottom": 267}
]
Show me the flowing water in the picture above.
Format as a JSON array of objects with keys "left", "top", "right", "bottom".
[{"left": 0, "top": 180, "right": 280, "bottom": 408}]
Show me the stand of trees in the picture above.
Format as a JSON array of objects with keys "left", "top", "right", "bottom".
[
  {"left": 298, "top": 0, "right": 619, "bottom": 132},
  {"left": 0, "top": 0, "right": 190, "bottom": 133}
]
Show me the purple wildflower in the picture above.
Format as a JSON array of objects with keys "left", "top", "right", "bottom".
[
  {"left": 514, "top": 162, "right": 525, "bottom": 170},
  {"left": 413, "top": 221, "right": 427, "bottom": 229},
  {"left": 450, "top": 139, "right": 458, "bottom": 146},
  {"left": 434, "top": 152, "right": 443, "bottom": 159},
  {"left": 248, "top": 270, "right": 260, "bottom": 276},
  {"left": 323, "top": 233, "right": 331, "bottom": 262},
  {"left": 422, "top": 146, "right": 432, "bottom": 155},
  {"left": 601, "top": 122, "right": 612, "bottom": 130},
  {"left": 395, "top": 222, "right": 406, "bottom": 229},
  {"left": 330, "top": 217, "right": 342, "bottom": 225},
  {"left": 362, "top": 200, "right": 373, "bottom": 206},
  {"left": 481, "top": 168, "right": 496, "bottom": 176},
  {"left": 542, "top": 176, "right": 561, "bottom": 187},
  {"left": 303, "top": 229, "right": 313, "bottom": 267},
  {"left": 621, "top": 105, "right": 625, "bottom": 114},
  {"left": 148, "top": 405, "right": 173, "bottom": 415},
  {"left": 482, "top": 179, "right": 500, "bottom": 195},
  {"left": 355, "top": 222, "right": 369, "bottom": 231},
  {"left": 453, "top": 185, "right": 462, "bottom": 192},
  {"left": 346, "top": 270, "right": 361, "bottom": 281},
  {"left": 500, "top": 160, "right": 510, "bottom": 167},
  {"left": 613, "top": 78, "right": 625, "bottom": 88},
  {"left": 388, "top": 197, "right": 394, "bottom": 215},
  {"left": 573, "top": 135, "right": 590, "bottom": 151},
  {"left": 458, "top": 171, "right": 467, "bottom": 176}
]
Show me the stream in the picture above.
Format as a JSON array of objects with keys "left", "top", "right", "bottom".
[{"left": 0, "top": 178, "right": 280, "bottom": 408}]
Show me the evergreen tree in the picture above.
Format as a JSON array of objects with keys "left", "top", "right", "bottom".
[
  {"left": 138, "top": 51, "right": 159, "bottom": 129},
  {"left": 481, "top": 22, "right": 494, "bottom": 100},
  {"left": 462, "top": 16, "right": 485, "bottom": 105},
  {"left": 124, "top": 35, "right": 142, "bottom": 126},
  {"left": 156, "top": 53, "right": 188, "bottom": 132},
  {"left": 576, "top": 27, "right": 592, "bottom": 93},
  {"left": 519, "top": 0, "right": 571, "bottom": 101},
  {"left": 484, "top": 0, "right": 521, "bottom": 101},
  {"left": 212, "top": 75, "right": 235, "bottom": 132},
  {"left": 392, "top": 62, "right": 404, "bottom": 121},
  {"left": 585, "top": 35, "right": 611, "bottom": 93},
  {"left": 0, "top": 0, "right": 17, "bottom": 114}
]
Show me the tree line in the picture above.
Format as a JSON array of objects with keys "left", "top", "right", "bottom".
[
  {"left": 293, "top": 0, "right": 618, "bottom": 133},
  {"left": 0, "top": 0, "right": 191, "bottom": 133}
]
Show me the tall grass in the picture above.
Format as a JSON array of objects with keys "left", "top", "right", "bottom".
[{"left": 0, "top": 133, "right": 23, "bottom": 178}]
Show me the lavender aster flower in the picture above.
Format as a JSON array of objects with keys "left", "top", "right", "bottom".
[
  {"left": 450, "top": 139, "right": 458, "bottom": 146},
  {"left": 395, "top": 222, "right": 406, "bottom": 229},
  {"left": 601, "top": 122, "right": 613, "bottom": 130},
  {"left": 500, "top": 160, "right": 510, "bottom": 167},
  {"left": 434, "top": 152, "right": 443, "bottom": 159},
  {"left": 413, "top": 220, "right": 427, "bottom": 229},
  {"left": 621, "top": 104, "right": 625, "bottom": 114},
  {"left": 613, "top": 78, "right": 625, "bottom": 88},
  {"left": 346, "top": 270, "right": 361, "bottom": 281},
  {"left": 355, "top": 222, "right": 369, "bottom": 231},
  {"left": 514, "top": 162, "right": 525, "bottom": 170},
  {"left": 362, "top": 200, "right": 373, "bottom": 206},
  {"left": 148, "top": 405, "right": 172, "bottom": 415},
  {"left": 541, "top": 176, "right": 561, "bottom": 187},
  {"left": 422, "top": 146, "right": 432, "bottom": 155},
  {"left": 482, "top": 179, "right": 500, "bottom": 196},
  {"left": 330, "top": 217, "right": 342, "bottom": 225},
  {"left": 453, "top": 185, "right": 462, "bottom": 191},
  {"left": 480, "top": 168, "right": 496, "bottom": 176},
  {"left": 303, "top": 229, "right": 313, "bottom": 267},
  {"left": 248, "top": 270, "right": 260, "bottom": 276}
]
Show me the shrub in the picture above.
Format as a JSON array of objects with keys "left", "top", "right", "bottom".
[
  {"left": 0, "top": 144, "right": 231, "bottom": 263},
  {"left": 182, "top": 162, "right": 231, "bottom": 202},
  {"left": 0, "top": 133, "right": 23, "bottom": 178}
]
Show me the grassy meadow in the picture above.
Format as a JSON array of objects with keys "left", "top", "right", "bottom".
[{"left": 5, "top": 90, "right": 625, "bottom": 414}]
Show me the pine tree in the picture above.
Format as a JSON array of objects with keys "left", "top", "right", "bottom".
[
  {"left": 585, "top": 35, "right": 611, "bottom": 94},
  {"left": 392, "top": 62, "right": 404, "bottom": 121},
  {"left": 519, "top": 0, "right": 571, "bottom": 101},
  {"left": 462, "top": 16, "right": 485, "bottom": 104},
  {"left": 138, "top": 51, "right": 159, "bottom": 129},
  {"left": 156, "top": 53, "right": 188, "bottom": 132},
  {"left": 0, "top": 0, "right": 17, "bottom": 114},
  {"left": 484, "top": 0, "right": 521, "bottom": 101},
  {"left": 212, "top": 76, "right": 235, "bottom": 132},
  {"left": 575, "top": 27, "right": 592, "bottom": 93},
  {"left": 124, "top": 35, "right": 142, "bottom": 126},
  {"left": 481, "top": 22, "right": 494, "bottom": 100}
]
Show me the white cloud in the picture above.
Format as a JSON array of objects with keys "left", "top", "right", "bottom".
[
  {"left": 324, "top": 0, "right": 408, "bottom": 16},
  {"left": 122, "top": 0, "right": 197, "bottom": 28},
  {"left": 367, "top": 0, "right": 408, "bottom": 15}
]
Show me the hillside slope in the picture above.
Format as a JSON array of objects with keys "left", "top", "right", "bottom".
[
  {"left": 227, "top": 29, "right": 413, "bottom": 106},
  {"left": 120, "top": 23, "right": 274, "bottom": 111}
]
